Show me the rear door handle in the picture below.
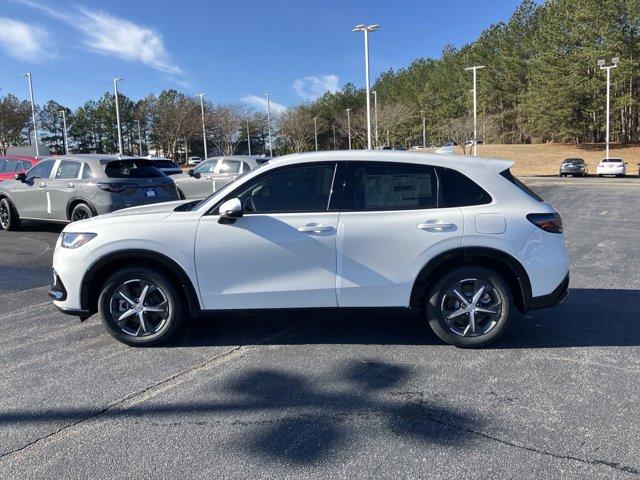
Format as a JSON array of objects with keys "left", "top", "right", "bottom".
[
  {"left": 297, "top": 224, "right": 333, "bottom": 233},
  {"left": 67, "top": 183, "right": 75, "bottom": 189},
  {"left": 38, "top": 183, "right": 46, "bottom": 189},
  {"left": 418, "top": 222, "right": 457, "bottom": 232}
]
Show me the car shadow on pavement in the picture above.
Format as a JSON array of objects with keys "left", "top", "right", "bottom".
[
  {"left": 173, "top": 288, "right": 640, "bottom": 349},
  {"left": 0, "top": 360, "right": 484, "bottom": 465}
]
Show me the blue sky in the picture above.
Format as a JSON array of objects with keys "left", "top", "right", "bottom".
[{"left": 0, "top": 0, "right": 525, "bottom": 112}]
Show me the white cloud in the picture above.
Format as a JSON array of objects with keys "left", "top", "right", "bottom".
[
  {"left": 292, "top": 74, "right": 339, "bottom": 100},
  {"left": 0, "top": 17, "right": 52, "bottom": 61},
  {"left": 15, "top": 0, "right": 181, "bottom": 75},
  {"left": 241, "top": 94, "right": 287, "bottom": 114}
]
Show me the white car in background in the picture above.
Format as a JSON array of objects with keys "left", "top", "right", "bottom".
[
  {"left": 50, "top": 150, "right": 569, "bottom": 348},
  {"left": 596, "top": 158, "right": 626, "bottom": 177}
]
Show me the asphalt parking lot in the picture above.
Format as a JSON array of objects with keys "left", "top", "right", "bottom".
[{"left": 0, "top": 176, "right": 639, "bottom": 479}]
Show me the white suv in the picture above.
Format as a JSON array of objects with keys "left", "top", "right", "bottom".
[{"left": 50, "top": 151, "right": 569, "bottom": 347}]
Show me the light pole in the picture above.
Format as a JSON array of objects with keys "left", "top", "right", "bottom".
[
  {"left": 421, "top": 112, "right": 426, "bottom": 148},
  {"left": 60, "top": 109, "right": 69, "bottom": 155},
  {"left": 196, "top": 93, "right": 208, "bottom": 160},
  {"left": 265, "top": 93, "right": 273, "bottom": 157},
  {"left": 23, "top": 73, "right": 39, "bottom": 156},
  {"left": 353, "top": 23, "right": 379, "bottom": 150},
  {"left": 113, "top": 77, "right": 124, "bottom": 156},
  {"left": 346, "top": 108, "right": 352, "bottom": 150},
  {"left": 598, "top": 58, "right": 619, "bottom": 160},
  {"left": 333, "top": 124, "right": 337, "bottom": 150},
  {"left": 314, "top": 117, "right": 318, "bottom": 151},
  {"left": 136, "top": 120, "right": 143, "bottom": 156},
  {"left": 464, "top": 65, "right": 485, "bottom": 156},
  {"left": 246, "top": 117, "right": 252, "bottom": 156},
  {"left": 372, "top": 90, "right": 379, "bottom": 147}
]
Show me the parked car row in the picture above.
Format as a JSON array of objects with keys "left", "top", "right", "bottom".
[
  {"left": 559, "top": 157, "right": 635, "bottom": 177},
  {"left": 0, "top": 155, "right": 40, "bottom": 181}
]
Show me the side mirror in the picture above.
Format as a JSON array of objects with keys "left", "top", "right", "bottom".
[
  {"left": 14, "top": 172, "right": 27, "bottom": 182},
  {"left": 218, "top": 198, "right": 243, "bottom": 224},
  {"left": 188, "top": 169, "right": 195, "bottom": 176}
]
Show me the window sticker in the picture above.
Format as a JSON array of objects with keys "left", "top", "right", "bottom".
[{"left": 364, "top": 173, "right": 433, "bottom": 208}]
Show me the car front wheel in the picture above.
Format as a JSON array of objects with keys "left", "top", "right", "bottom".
[
  {"left": 70, "top": 202, "right": 94, "bottom": 222},
  {"left": 0, "top": 198, "right": 20, "bottom": 231},
  {"left": 98, "top": 267, "right": 183, "bottom": 346},
  {"left": 425, "top": 266, "right": 513, "bottom": 347}
]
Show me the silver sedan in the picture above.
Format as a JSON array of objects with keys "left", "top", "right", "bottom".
[{"left": 173, "top": 156, "right": 267, "bottom": 199}]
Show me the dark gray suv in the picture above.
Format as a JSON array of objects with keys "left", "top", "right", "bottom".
[{"left": 0, "top": 154, "right": 179, "bottom": 231}]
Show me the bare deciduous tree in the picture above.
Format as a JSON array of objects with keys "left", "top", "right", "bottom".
[
  {"left": 206, "top": 103, "right": 245, "bottom": 156},
  {"left": 277, "top": 106, "right": 318, "bottom": 153}
]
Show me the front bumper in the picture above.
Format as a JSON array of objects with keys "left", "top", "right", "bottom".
[{"left": 529, "top": 273, "right": 569, "bottom": 310}]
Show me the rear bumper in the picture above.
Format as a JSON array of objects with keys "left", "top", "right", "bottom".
[{"left": 529, "top": 273, "right": 569, "bottom": 310}]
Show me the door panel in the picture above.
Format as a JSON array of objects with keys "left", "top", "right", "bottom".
[
  {"left": 46, "top": 160, "right": 82, "bottom": 220},
  {"left": 336, "top": 208, "right": 463, "bottom": 307},
  {"left": 195, "top": 212, "right": 339, "bottom": 309},
  {"left": 12, "top": 159, "right": 56, "bottom": 219}
]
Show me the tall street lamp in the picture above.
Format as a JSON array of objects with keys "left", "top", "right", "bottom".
[
  {"left": 333, "top": 124, "right": 337, "bottom": 150},
  {"left": 464, "top": 65, "right": 485, "bottom": 157},
  {"left": 196, "top": 93, "right": 208, "bottom": 160},
  {"left": 346, "top": 108, "right": 352, "bottom": 150},
  {"left": 421, "top": 111, "right": 426, "bottom": 148},
  {"left": 136, "top": 120, "right": 143, "bottom": 156},
  {"left": 353, "top": 23, "right": 379, "bottom": 150},
  {"left": 60, "top": 109, "right": 69, "bottom": 155},
  {"left": 23, "top": 73, "right": 39, "bottom": 156},
  {"left": 314, "top": 117, "right": 318, "bottom": 151},
  {"left": 372, "top": 90, "right": 379, "bottom": 147},
  {"left": 265, "top": 93, "right": 273, "bottom": 157},
  {"left": 598, "top": 58, "right": 619, "bottom": 160},
  {"left": 113, "top": 77, "right": 124, "bottom": 156},
  {"left": 246, "top": 117, "right": 252, "bottom": 156}
]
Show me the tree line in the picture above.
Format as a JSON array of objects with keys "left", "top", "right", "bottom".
[{"left": 1, "top": 0, "right": 638, "bottom": 158}]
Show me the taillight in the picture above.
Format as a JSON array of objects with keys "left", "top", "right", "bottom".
[
  {"left": 97, "top": 182, "right": 138, "bottom": 193},
  {"left": 527, "top": 213, "right": 563, "bottom": 233}
]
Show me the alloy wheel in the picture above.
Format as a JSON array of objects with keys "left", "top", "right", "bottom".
[
  {"left": 440, "top": 277, "right": 503, "bottom": 337},
  {"left": 108, "top": 279, "right": 170, "bottom": 338},
  {"left": 0, "top": 202, "right": 9, "bottom": 229},
  {"left": 71, "top": 206, "right": 92, "bottom": 222}
]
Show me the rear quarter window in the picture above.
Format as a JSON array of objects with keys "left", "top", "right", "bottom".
[
  {"left": 500, "top": 169, "right": 544, "bottom": 202},
  {"left": 438, "top": 168, "right": 492, "bottom": 207}
]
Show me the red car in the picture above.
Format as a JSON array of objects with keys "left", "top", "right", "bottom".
[{"left": 0, "top": 156, "right": 39, "bottom": 181}]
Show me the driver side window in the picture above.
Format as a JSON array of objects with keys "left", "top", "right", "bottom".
[
  {"left": 26, "top": 160, "right": 55, "bottom": 181},
  {"left": 232, "top": 163, "right": 336, "bottom": 214}
]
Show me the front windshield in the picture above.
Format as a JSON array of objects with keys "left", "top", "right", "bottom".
[{"left": 181, "top": 161, "right": 269, "bottom": 211}]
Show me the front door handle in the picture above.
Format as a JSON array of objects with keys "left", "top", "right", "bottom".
[
  {"left": 297, "top": 224, "right": 333, "bottom": 233},
  {"left": 67, "top": 183, "right": 75, "bottom": 189},
  {"left": 38, "top": 183, "right": 46, "bottom": 189},
  {"left": 418, "top": 221, "right": 457, "bottom": 232},
  {"left": 205, "top": 176, "right": 213, "bottom": 181}
]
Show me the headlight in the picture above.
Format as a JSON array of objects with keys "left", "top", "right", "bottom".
[{"left": 61, "top": 233, "right": 97, "bottom": 249}]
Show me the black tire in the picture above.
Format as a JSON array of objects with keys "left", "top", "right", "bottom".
[
  {"left": 425, "top": 266, "right": 514, "bottom": 348},
  {"left": 98, "top": 267, "right": 184, "bottom": 346},
  {"left": 70, "top": 202, "right": 94, "bottom": 222},
  {"left": 0, "top": 197, "right": 20, "bottom": 231}
]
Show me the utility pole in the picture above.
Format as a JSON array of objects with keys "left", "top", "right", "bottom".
[
  {"left": 136, "top": 120, "right": 143, "bottom": 156},
  {"left": 598, "top": 58, "right": 619, "bottom": 160},
  {"left": 196, "top": 93, "right": 208, "bottom": 160},
  {"left": 464, "top": 65, "right": 485, "bottom": 156},
  {"left": 353, "top": 24, "right": 379, "bottom": 150},
  {"left": 422, "top": 113, "right": 426, "bottom": 148},
  {"left": 23, "top": 73, "right": 39, "bottom": 156},
  {"left": 113, "top": 77, "right": 124, "bottom": 156},
  {"left": 346, "top": 108, "right": 352, "bottom": 150},
  {"left": 314, "top": 117, "right": 318, "bottom": 151},
  {"left": 60, "top": 109, "right": 69, "bottom": 155}
]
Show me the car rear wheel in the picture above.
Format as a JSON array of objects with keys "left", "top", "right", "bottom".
[
  {"left": 98, "top": 267, "right": 184, "bottom": 346},
  {"left": 0, "top": 198, "right": 20, "bottom": 231},
  {"left": 425, "top": 266, "right": 513, "bottom": 347},
  {"left": 70, "top": 203, "right": 94, "bottom": 222}
]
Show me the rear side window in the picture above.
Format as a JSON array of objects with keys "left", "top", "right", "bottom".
[
  {"left": 500, "top": 169, "right": 543, "bottom": 202},
  {"left": 55, "top": 160, "right": 81, "bottom": 179},
  {"left": 21, "top": 160, "right": 32, "bottom": 171},
  {"left": 345, "top": 162, "right": 437, "bottom": 210},
  {"left": 438, "top": 167, "right": 492, "bottom": 207},
  {"left": 26, "top": 160, "right": 55, "bottom": 181},
  {"left": 104, "top": 160, "right": 164, "bottom": 178},
  {"left": 219, "top": 160, "right": 241, "bottom": 174},
  {"left": 0, "top": 160, "right": 6, "bottom": 173},
  {"left": 5, "top": 160, "right": 19, "bottom": 172},
  {"left": 242, "top": 162, "right": 252, "bottom": 173}
]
